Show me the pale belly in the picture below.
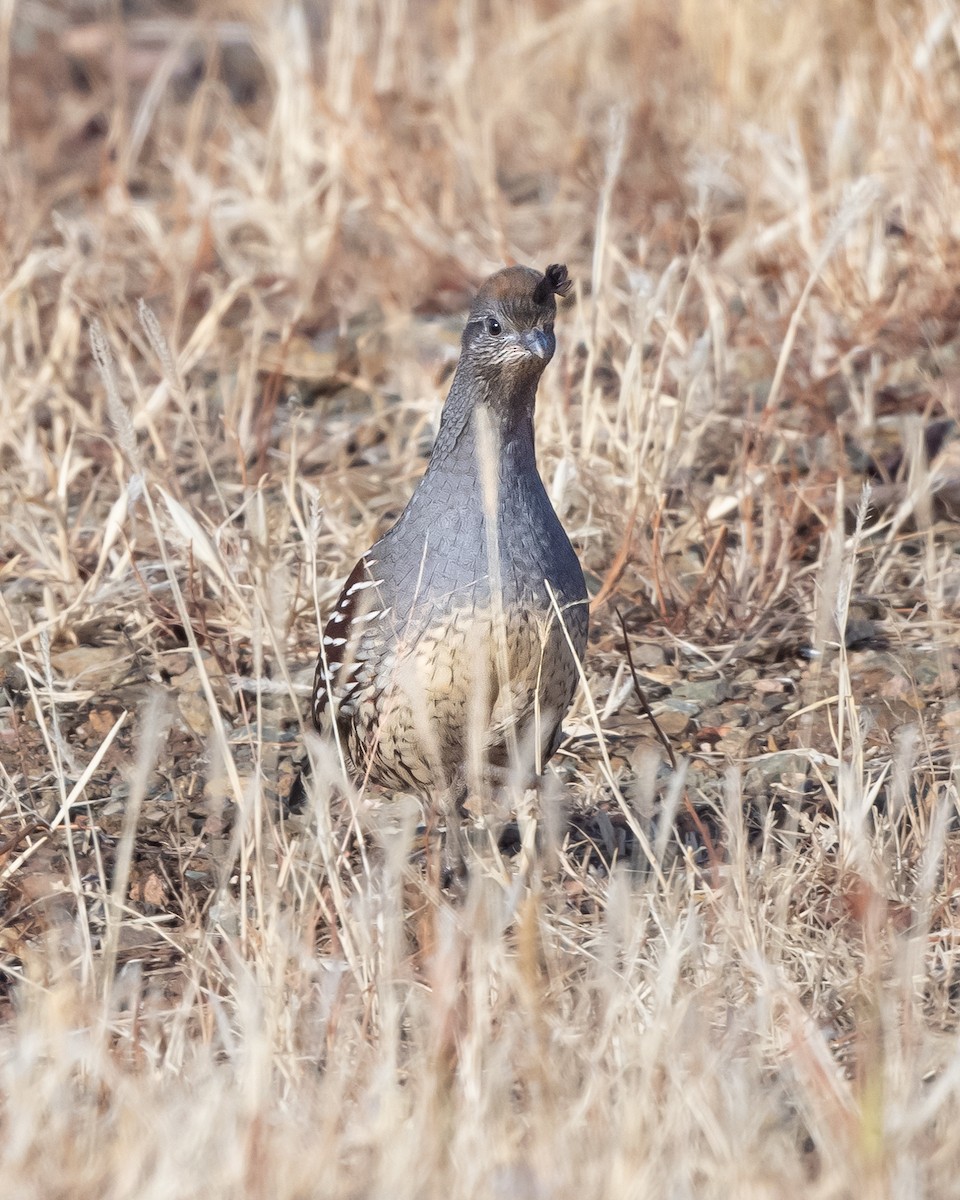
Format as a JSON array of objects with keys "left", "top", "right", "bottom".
[{"left": 343, "top": 603, "right": 583, "bottom": 793}]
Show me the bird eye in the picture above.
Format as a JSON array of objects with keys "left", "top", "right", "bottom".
[{"left": 485, "top": 317, "right": 502, "bottom": 336}]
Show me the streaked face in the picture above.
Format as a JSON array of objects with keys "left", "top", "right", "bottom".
[{"left": 461, "top": 265, "right": 558, "bottom": 378}]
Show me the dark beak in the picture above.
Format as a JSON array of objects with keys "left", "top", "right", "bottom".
[{"left": 521, "top": 328, "right": 554, "bottom": 361}]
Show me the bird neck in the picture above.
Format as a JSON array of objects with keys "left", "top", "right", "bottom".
[{"left": 424, "top": 364, "right": 539, "bottom": 485}]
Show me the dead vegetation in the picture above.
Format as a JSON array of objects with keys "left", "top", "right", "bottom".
[{"left": 1, "top": 0, "right": 960, "bottom": 1195}]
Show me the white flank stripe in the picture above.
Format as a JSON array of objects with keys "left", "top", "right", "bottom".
[{"left": 345, "top": 578, "right": 383, "bottom": 596}]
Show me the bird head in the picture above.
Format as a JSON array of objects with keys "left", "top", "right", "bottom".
[{"left": 461, "top": 263, "right": 572, "bottom": 380}]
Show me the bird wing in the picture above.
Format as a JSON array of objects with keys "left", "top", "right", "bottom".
[{"left": 312, "top": 557, "right": 387, "bottom": 731}]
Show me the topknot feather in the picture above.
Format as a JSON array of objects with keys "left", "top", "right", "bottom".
[{"left": 532, "top": 263, "right": 572, "bottom": 306}]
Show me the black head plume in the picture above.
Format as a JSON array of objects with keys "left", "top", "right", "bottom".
[{"left": 532, "top": 263, "right": 572, "bottom": 306}]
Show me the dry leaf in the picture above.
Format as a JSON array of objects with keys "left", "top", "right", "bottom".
[{"left": 142, "top": 872, "right": 167, "bottom": 908}]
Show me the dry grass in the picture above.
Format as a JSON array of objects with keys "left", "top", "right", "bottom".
[{"left": 2, "top": 0, "right": 960, "bottom": 1195}]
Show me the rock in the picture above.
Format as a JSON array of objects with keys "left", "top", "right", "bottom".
[
  {"left": 669, "top": 677, "right": 731, "bottom": 706},
  {"left": 655, "top": 708, "right": 692, "bottom": 737}
]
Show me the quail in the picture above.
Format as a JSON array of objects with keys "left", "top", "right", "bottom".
[{"left": 312, "top": 263, "right": 588, "bottom": 820}]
